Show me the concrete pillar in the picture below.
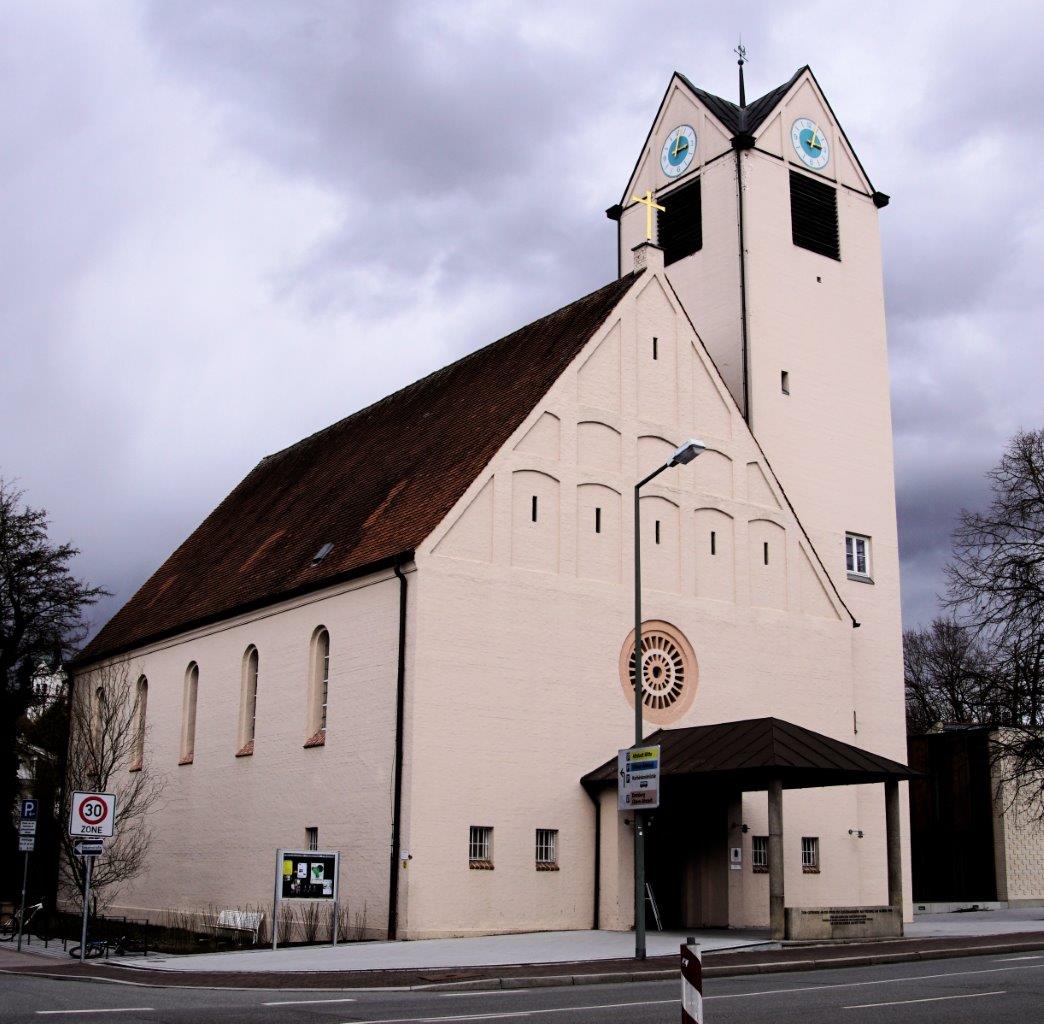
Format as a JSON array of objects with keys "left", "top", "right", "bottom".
[
  {"left": 768, "top": 778, "right": 784, "bottom": 940},
  {"left": 885, "top": 780, "right": 903, "bottom": 918}
]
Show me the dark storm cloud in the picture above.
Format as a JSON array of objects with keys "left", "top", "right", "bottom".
[{"left": 0, "top": 1, "right": 1040, "bottom": 637}]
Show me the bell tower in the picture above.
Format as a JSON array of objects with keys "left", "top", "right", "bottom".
[{"left": 610, "top": 62, "right": 904, "bottom": 762}]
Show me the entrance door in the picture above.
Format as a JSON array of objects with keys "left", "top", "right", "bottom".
[{"left": 645, "top": 788, "right": 729, "bottom": 929}]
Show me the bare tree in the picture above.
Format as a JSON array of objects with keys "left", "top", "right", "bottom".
[
  {"left": 903, "top": 618, "right": 993, "bottom": 733},
  {"left": 1, "top": 478, "right": 105, "bottom": 895},
  {"left": 60, "top": 661, "right": 164, "bottom": 910},
  {"left": 944, "top": 428, "right": 1044, "bottom": 815}
]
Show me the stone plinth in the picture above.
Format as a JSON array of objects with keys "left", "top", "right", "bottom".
[{"left": 785, "top": 906, "right": 902, "bottom": 941}]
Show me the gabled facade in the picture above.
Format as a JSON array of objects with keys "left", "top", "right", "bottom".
[{"left": 73, "top": 67, "right": 907, "bottom": 940}]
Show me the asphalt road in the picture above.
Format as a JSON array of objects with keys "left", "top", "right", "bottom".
[{"left": 1, "top": 950, "right": 1043, "bottom": 1023}]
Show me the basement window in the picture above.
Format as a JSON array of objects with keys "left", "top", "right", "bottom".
[
  {"left": 802, "top": 836, "right": 820, "bottom": 873},
  {"left": 535, "top": 829, "right": 559, "bottom": 871},
  {"left": 469, "top": 826, "right": 493, "bottom": 869},
  {"left": 657, "top": 177, "right": 703, "bottom": 266},
  {"left": 790, "top": 170, "right": 840, "bottom": 260},
  {"left": 752, "top": 836, "right": 768, "bottom": 873}
]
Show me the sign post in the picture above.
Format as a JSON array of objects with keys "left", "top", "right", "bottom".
[
  {"left": 272, "top": 848, "right": 341, "bottom": 950},
  {"left": 16, "top": 799, "right": 37, "bottom": 952},
  {"left": 68, "top": 792, "right": 116, "bottom": 963}
]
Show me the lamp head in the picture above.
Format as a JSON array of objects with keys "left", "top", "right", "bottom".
[{"left": 668, "top": 438, "right": 707, "bottom": 467}]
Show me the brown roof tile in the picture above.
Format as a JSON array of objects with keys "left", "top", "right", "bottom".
[{"left": 80, "top": 273, "right": 640, "bottom": 664}]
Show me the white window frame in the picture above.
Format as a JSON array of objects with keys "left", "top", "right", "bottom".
[
  {"left": 801, "top": 836, "right": 820, "bottom": 873},
  {"left": 469, "top": 825, "right": 493, "bottom": 867},
  {"left": 535, "top": 828, "right": 559, "bottom": 869},
  {"left": 751, "top": 835, "right": 768, "bottom": 872},
  {"left": 845, "top": 532, "right": 872, "bottom": 579}
]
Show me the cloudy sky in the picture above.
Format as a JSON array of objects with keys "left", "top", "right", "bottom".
[{"left": 2, "top": 0, "right": 1041, "bottom": 638}]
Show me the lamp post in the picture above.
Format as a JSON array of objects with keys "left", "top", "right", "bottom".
[{"left": 633, "top": 438, "right": 706, "bottom": 960}]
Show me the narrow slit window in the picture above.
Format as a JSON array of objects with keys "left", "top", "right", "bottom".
[
  {"left": 710, "top": 531, "right": 716, "bottom": 556},
  {"left": 531, "top": 495, "right": 538, "bottom": 522},
  {"left": 655, "top": 520, "right": 661, "bottom": 545},
  {"left": 781, "top": 370, "right": 790, "bottom": 395},
  {"left": 595, "top": 507, "right": 602, "bottom": 534},
  {"left": 652, "top": 337, "right": 658, "bottom": 360},
  {"left": 180, "top": 662, "right": 199, "bottom": 764},
  {"left": 763, "top": 541, "right": 769, "bottom": 565}
]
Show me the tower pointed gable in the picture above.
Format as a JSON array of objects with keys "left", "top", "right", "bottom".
[{"left": 79, "top": 274, "right": 641, "bottom": 664}]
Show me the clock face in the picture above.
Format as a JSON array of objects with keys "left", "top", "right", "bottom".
[
  {"left": 791, "top": 117, "right": 830, "bottom": 170},
  {"left": 660, "top": 125, "right": 697, "bottom": 178}
]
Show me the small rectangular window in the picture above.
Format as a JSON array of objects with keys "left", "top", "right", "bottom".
[
  {"left": 801, "top": 836, "right": 820, "bottom": 873},
  {"left": 845, "top": 533, "right": 872, "bottom": 579},
  {"left": 531, "top": 495, "right": 538, "bottom": 523},
  {"left": 710, "top": 530, "right": 716, "bottom": 556},
  {"left": 790, "top": 170, "right": 839, "bottom": 260},
  {"left": 752, "top": 836, "right": 769, "bottom": 873},
  {"left": 763, "top": 541, "right": 769, "bottom": 565},
  {"left": 535, "top": 828, "right": 559, "bottom": 870},
  {"left": 781, "top": 370, "right": 790, "bottom": 395},
  {"left": 306, "top": 827, "right": 319, "bottom": 851},
  {"left": 655, "top": 520, "right": 661, "bottom": 545},
  {"left": 469, "top": 825, "right": 493, "bottom": 869},
  {"left": 657, "top": 177, "right": 703, "bottom": 266},
  {"left": 595, "top": 507, "right": 602, "bottom": 534},
  {"left": 652, "top": 337, "right": 658, "bottom": 360}
]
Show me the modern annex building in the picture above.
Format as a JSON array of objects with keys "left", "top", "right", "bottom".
[{"left": 76, "top": 65, "right": 913, "bottom": 940}]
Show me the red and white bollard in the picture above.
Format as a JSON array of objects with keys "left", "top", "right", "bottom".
[{"left": 680, "top": 939, "right": 703, "bottom": 1023}]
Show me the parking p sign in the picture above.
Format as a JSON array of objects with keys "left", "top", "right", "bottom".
[{"left": 69, "top": 792, "right": 116, "bottom": 838}]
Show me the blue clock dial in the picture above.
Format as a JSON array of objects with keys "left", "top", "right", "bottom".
[
  {"left": 791, "top": 117, "right": 830, "bottom": 171},
  {"left": 660, "top": 125, "right": 697, "bottom": 178}
]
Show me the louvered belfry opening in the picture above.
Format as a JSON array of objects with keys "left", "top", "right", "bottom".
[
  {"left": 657, "top": 177, "right": 702, "bottom": 266},
  {"left": 790, "top": 169, "right": 840, "bottom": 260}
]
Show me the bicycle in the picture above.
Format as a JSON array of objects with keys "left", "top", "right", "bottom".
[
  {"left": 68, "top": 933, "right": 145, "bottom": 959},
  {"left": 68, "top": 937, "right": 107, "bottom": 959},
  {"left": 0, "top": 902, "right": 43, "bottom": 941}
]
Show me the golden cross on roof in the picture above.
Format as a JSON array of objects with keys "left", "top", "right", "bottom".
[{"left": 631, "top": 189, "right": 665, "bottom": 242}]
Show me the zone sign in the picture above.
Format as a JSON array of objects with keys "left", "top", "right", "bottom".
[{"left": 69, "top": 791, "right": 117, "bottom": 838}]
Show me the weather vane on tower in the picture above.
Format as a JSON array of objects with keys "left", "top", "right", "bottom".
[{"left": 735, "top": 38, "right": 748, "bottom": 107}]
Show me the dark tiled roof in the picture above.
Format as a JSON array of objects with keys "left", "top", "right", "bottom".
[
  {"left": 582, "top": 717, "right": 916, "bottom": 790},
  {"left": 79, "top": 273, "right": 641, "bottom": 664},
  {"left": 676, "top": 66, "right": 806, "bottom": 136}
]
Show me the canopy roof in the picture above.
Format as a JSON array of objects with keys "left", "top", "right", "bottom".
[{"left": 582, "top": 717, "right": 917, "bottom": 791}]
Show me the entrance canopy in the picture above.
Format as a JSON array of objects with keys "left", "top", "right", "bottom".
[{"left": 581, "top": 717, "right": 918, "bottom": 792}]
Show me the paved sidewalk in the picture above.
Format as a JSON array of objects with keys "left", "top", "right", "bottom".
[
  {"left": 115, "top": 927, "right": 771, "bottom": 973},
  {"left": 907, "top": 906, "right": 1044, "bottom": 938}
]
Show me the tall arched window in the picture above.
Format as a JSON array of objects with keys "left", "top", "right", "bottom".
[
  {"left": 237, "top": 646, "right": 259, "bottom": 756},
  {"left": 180, "top": 662, "right": 199, "bottom": 765},
  {"left": 131, "top": 675, "right": 148, "bottom": 771},
  {"left": 306, "top": 627, "right": 330, "bottom": 747}
]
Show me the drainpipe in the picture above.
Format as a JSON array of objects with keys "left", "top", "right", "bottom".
[
  {"left": 386, "top": 559, "right": 409, "bottom": 940},
  {"left": 732, "top": 131, "right": 755, "bottom": 424},
  {"left": 584, "top": 786, "right": 602, "bottom": 930}
]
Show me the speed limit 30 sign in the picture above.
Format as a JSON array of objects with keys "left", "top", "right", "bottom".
[{"left": 69, "top": 792, "right": 117, "bottom": 838}]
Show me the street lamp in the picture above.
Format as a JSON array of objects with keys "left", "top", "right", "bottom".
[{"left": 632, "top": 438, "right": 706, "bottom": 959}]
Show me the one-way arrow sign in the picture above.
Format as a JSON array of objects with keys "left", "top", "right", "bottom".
[{"left": 74, "top": 839, "right": 104, "bottom": 857}]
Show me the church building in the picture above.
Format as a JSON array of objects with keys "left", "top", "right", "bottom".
[{"left": 75, "top": 64, "right": 912, "bottom": 941}]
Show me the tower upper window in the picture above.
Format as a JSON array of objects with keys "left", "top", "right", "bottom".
[
  {"left": 657, "top": 178, "right": 702, "bottom": 266},
  {"left": 790, "top": 170, "right": 839, "bottom": 260}
]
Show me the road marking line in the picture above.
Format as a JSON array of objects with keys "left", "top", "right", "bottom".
[
  {"left": 995, "top": 955, "right": 1043, "bottom": 961},
  {"left": 36, "top": 1010, "right": 155, "bottom": 1016},
  {"left": 336, "top": 999, "right": 678, "bottom": 1022},
  {"left": 844, "top": 990, "right": 1005, "bottom": 1009},
  {"left": 704, "top": 960, "right": 1044, "bottom": 1000},
  {"left": 264, "top": 997, "right": 357, "bottom": 1006}
]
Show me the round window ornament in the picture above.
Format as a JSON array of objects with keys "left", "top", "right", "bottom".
[{"left": 618, "top": 620, "right": 698, "bottom": 725}]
